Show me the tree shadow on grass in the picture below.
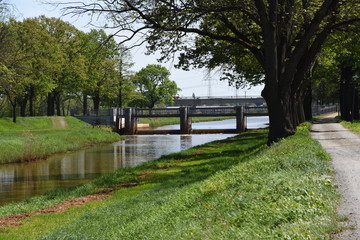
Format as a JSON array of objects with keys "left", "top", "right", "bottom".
[{"left": 139, "top": 131, "right": 268, "bottom": 191}]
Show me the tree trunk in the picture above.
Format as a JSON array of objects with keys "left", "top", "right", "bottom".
[
  {"left": 303, "top": 85, "right": 313, "bottom": 121},
  {"left": 353, "top": 88, "right": 359, "bottom": 120},
  {"left": 296, "top": 98, "right": 306, "bottom": 124},
  {"left": 29, "top": 85, "right": 35, "bottom": 116},
  {"left": 262, "top": 85, "right": 295, "bottom": 145},
  {"left": 62, "top": 100, "right": 66, "bottom": 116},
  {"left": 118, "top": 79, "right": 123, "bottom": 108},
  {"left": 12, "top": 101, "right": 17, "bottom": 123},
  {"left": 47, "top": 92, "right": 55, "bottom": 116},
  {"left": 339, "top": 66, "right": 354, "bottom": 121},
  {"left": 83, "top": 93, "right": 88, "bottom": 116},
  {"left": 55, "top": 93, "right": 61, "bottom": 116},
  {"left": 18, "top": 94, "right": 28, "bottom": 117},
  {"left": 93, "top": 91, "right": 100, "bottom": 115}
]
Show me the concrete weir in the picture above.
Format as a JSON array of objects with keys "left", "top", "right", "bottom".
[{"left": 115, "top": 106, "right": 267, "bottom": 135}]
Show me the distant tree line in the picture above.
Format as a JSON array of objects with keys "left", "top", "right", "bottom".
[{"left": 0, "top": 9, "right": 179, "bottom": 122}]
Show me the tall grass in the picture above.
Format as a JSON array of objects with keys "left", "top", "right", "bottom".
[
  {"left": 0, "top": 124, "right": 339, "bottom": 239},
  {"left": 0, "top": 117, "right": 120, "bottom": 164}
]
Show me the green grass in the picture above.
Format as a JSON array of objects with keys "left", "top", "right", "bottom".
[
  {"left": 0, "top": 123, "right": 339, "bottom": 239},
  {"left": 139, "top": 116, "right": 235, "bottom": 128},
  {"left": 340, "top": 120, "right": 360, "bottom": 134},
  {"left": 0, "top": 116, "right": 121, "bottom": 164}
]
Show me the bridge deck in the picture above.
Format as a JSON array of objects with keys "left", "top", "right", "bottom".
[
  {"left": 116, "top": 106, "right": 268, "bottom": 135},
  {"left": 117, "top": 107, "right": 268, "bottom": 118}
]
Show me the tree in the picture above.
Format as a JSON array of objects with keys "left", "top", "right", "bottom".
[
  {"left": 132, "top": 64, "right": 179, "bottom": 108},
  {"left": 36, "top": 16, "right": 85, "bottom": 116},
  {"left": 116, "top": 47, "right": 135, "bottom": 108},
  {"left": 80, "top": 29, "right": 123, "bottom": 113},
  {"left": 313, "top": 23, "right": 360, "bottom": 120},
  {"left": 0, "top": 64, "right": 27, "bottom": 122},
  {"left": 65, "top": 0, "right": 360, "bottom": 144},
  {"left": 9, "top": 18, "right": 58, "bottom": 117},
  {"left": 0, "top": 20, "right": 31, "bottom": 122}
]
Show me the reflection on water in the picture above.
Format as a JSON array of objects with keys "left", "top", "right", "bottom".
[{"left": 0, "top": 117, "right": 268, "bottom": 205}]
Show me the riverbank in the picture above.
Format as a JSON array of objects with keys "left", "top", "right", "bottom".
[
  {"left": 0, "top": 123, "right": 339, "bottom": 239},
  {"left": 0, "top": 116, "right": 121, "bottom": 164}
]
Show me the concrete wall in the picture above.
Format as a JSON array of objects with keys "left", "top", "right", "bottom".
[{"left": 74, "top": 116, "right": 115, "bottom": 126}]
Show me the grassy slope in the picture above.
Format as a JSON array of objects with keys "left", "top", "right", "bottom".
[
  {"left": 0, "top": 117, "right": 121, "bottom": 164},
  {"left": 0, "top": 124, "right": 339, "bottom": 239}
]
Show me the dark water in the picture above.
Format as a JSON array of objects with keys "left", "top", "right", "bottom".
[{"left": 0, "top": 117, "right": 268, "bottom": 205}]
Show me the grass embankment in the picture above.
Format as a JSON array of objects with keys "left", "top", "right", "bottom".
[
  {"left": 0, "top": 116, "right": 121, "bottom": 164},
  {"left": 139, "top": 116, "right": 235, "bottom": 128},
  {"left": 0, "top": 123, "right": 339, "bottom": 239},
  {"left": 340, "top": 120, "right": 360, "bottom": 133}
]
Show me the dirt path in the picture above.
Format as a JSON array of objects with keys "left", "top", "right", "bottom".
[
  {"left": 0, "top": 194, "right": 110, "bottom": 228},
  {"left": 311, "top": 114, "right": 360, "bottom": 239},
  {"left": 0, "top": 181, "right": 139, "bottom": 229},
  {"left": 51, "top": 117, "right": 67, "bottom": 129}
]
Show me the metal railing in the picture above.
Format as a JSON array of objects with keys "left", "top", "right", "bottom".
[
  {"left": 134, "top": 108, "right": 181, "bottom": 117},
  {"left": 312, "top": 105, "right": 338, "bottom": 116},
  {"left": 189, "top": 107, "right": 237, "bottom": 116},
  {"left": 70, "top": 109, "right": 113, "bottom": 117}
]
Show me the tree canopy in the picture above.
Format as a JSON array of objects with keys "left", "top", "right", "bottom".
[
  {"left": 0, "top": 16, "right": 139, "bottom": 121},
  {"left": 313, "top": 23, "right": 360, "bottom": 120},
  {"left": 65, "top": 0, "right": 360, "bottom": 144},
  {"left": 131, "top": 64, "right": 179, "bottom": 108}
]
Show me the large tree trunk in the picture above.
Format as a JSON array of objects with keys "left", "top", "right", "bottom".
[
  {"left": 258, "top": 0, "right": 337, "bottom": 144},
  {"left": 262, "top": 85, "right": 295, "bottom": 145}
]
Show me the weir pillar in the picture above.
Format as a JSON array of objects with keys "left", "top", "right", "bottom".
[
  {"left": 124, "top": 108, "right": 137, "bottom": 134},
  {"left": 236, "top": 106, "right": 246, "bottom": 133},
  {"left": 180, "top": 107, "right": 192, "bottom": 134}
]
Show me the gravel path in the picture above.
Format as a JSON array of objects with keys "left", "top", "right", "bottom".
[{"left": 311, "top": 114, "right": 360, "bottom": 239}]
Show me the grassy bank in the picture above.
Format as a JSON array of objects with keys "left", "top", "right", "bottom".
[
  {"left": 0, "top": 123, "right": 339, "bottom": 239},
  {"left": 340, "top": 120, "right": 360, "bottom": 134},
  {"left": 139, "top": 116, "right": 235, "bottom": 128},
  {"left": 0, "top": 116, "right": 121, "bottom": 164}
]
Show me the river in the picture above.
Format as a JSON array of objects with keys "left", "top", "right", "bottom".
[{"left": 0, "top": 116, "right": 268, "bottom": 206}]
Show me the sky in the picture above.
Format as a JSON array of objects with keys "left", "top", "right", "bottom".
[{"left": 9, "top": 0, "right": 263, "bottom": 97}]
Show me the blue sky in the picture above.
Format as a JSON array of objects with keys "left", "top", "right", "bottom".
[{"left": 9, "top": 0, "right": 263, "bottom": 97}]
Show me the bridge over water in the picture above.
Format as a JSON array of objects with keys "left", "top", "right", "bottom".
[
  {"left": 115, "top": 106, "right": 268, "bottom": 135},
  {"left": 71, "top": 105, "right": 337, "bottom": 135}
]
